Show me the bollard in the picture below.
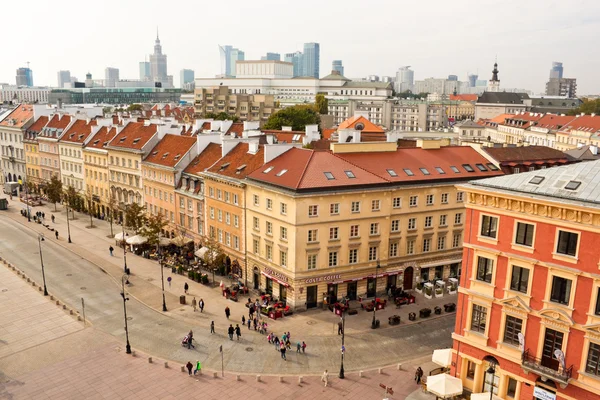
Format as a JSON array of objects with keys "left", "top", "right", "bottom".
[
  {"left": 38, "top": 287, "right": 42, "bottom": 292},
  {"left": 256, "top": 375, "right": 261, "bottom": 382},
  {"left": 69, "top": 310, "right": 74, "bottom": 315},
  {"left": 236, "top": 375, "right": 240, "bottom": 381},
  {"left": 26, "top": 278, "right": 30, "bottom": 283},
  {"left": 359, "top": 371, "right": 364, "bottom": 377},
  {"left": 298, "top": 376, "right": 303, "bottom": 384},
  {"left": 131, "top": 351, "right": 136, "bottom": 356},
  {"left": 279, "top": 376, "right": 284, "bottom": 383},
  {"left": 181, "top": 366, "right": 185, "bottom": 373},
  {"left": 56, "top": 300, "right": 60, "bottom": 305},
  {"left": 213, "top": 372, "right": 218, "bottom": 378},
  {"left": 378, "top": 368, "right": 383, "bottom": 374},
  {"left": 62, "top": 305, "right": 67, "bottom": 310},
  {"left": 32, "top": 282, "right": 36, "bottom": 287},
  {"left": 164, "top": 362, "right": 168, "bottom": 368},
  {"left": 148, "top": 357, "right": 153, "bottom": 363},
  {"left": 397, "top": 363, "right": 402, "bottom": 370},
  {"left": 77, "top": 316, "right": 82, "bottom": 321},
  {"left": 50, "top": 295, "right": 54, "bottom": 300}
]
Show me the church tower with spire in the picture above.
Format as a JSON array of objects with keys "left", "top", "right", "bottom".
[{"left": 487, "top": 61, "right": 500, "bottom": 92}]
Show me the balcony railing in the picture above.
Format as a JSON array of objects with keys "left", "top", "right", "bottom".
[{"left": 522, "top": 349, "right": 573, "bottom": 386}]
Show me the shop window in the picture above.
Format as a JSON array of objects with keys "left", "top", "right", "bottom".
[
  {"left": 466, "top": 360, "right": 476, "bottom": 380},
  {"left": 476, "top": 256, "right": 493, "bottom": 283}
]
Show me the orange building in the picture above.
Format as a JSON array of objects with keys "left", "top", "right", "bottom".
[{"left": 24, "top": 116, "right": 48, "bottom": 191}]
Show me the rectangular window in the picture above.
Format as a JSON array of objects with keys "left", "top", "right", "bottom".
[
  {"left": 350, "top": 225, "right": 359, "bottom": 238},
  {"left": 371, "top": 200, "right": 380, "bottom": 211},
  {"left": 506, "top": 378, "right": 518, "bottom": 399},
  {"left": 225, "top": 192, "right": 230, "bottom": 202},
  {"left": 503, "top": 315, "right": 523, "bottom": 346},
  {"left": 280, "top": 202, "right": 287, "bottom": 215},
  {"left": 556, "top": 230, "right": 578, "bottom": 256},
  {"left": 348, "top": 249, "right": 358, "bottom": 264},
  {"left": 454, "top": 213, "right": 463, "bottom": 225},
  {"left": 330, "top": 203, "right": 339, "bottom": 215},
  {"left": 266, "top": 198, "right": 272, "bottom": 210},
  {"left": 307, "top": 229, "right": 318, "bottom": 242},
  {"left": 471, "top": 304, "right": 487, "bottom": 333},
  {"left": 280, "top": 251, "right": 287, "bottom": 267},
  {"left": 308, "top": 205, "right": 318, "bottom": 217},
  {"left": 307, "top": 254, "right": 317, "bottom": 270},
  {"left": 550, "top": 276, "right": 572, "bottom": 305},
  {"left": 266, "top": 221, "right": 273, "bottom": 235},
  {"left": 408, "top": 218, "right": 416, "bottom": 230},
  {"left": 389, "top": 242, "right": 398, "bottom": 257},
  {"left": 476, "top": 256, "right": 493, "bottom": 283},
  {"left": 452, "top": 233, "right": 461, "bottom": 248},
  {"left": 217, "top": 189, "right": 222, "bottom": 200},
  {"left": 253, "top": 194, "right": 259, "bottom": 206},
  {"left": 510, "top": 266, "right": 530, "bottom": 293},
  {"left": 515, "top": 222, "right": 534, "bottom": 246},
  {"left": 595, "top": 288, "right": 600, "bottom": 316},
  {"left": 391, "top": 220, "right": 400, "bottom": 232},
  {"left": 329, "top": 227, "right": 339, "bottom": 240},
  {"left": 351, "top": 201, "right": 360, "bottom": 213},
  {"left": 480, "top": 215, "right": 498, "bottom": 238},
  {"left": 233, "top": 236, "right": 238, "bottom": 249},
  {"left": 424, "top": 216, "right": 432, "bottom": 228},
  {"left": 234, "top": 215, "right": 239, "bottom": 227},
  {"left": 217, "top": 210, "right": 222, "bottom": 222},
  {"left": 437, "top": 236, "right": 446, "bottom": 250},
  {"left": 407, "top": 240, "right": 415, "bottom": 255},
  {"left": 253, "top": 216, "right": 259, "bottom": 230},
  {"left": 368, "top": 246, "right": 378, "bottom": 261},
  {"left": 280, "top": 226, "right": 288, "bottom": 240},
  {"left": 392, "top": 197, "right": 401, "bottom": 208},
  {"left": 225, "top": 212, "right": 230, "bottom": 225},
  {"left": 328, "top": 251, "right": 338, "bottom": 267},
  {"left": 265, "top": 244, "right": 272, "bottom": 260},
  {"left": 233, "top": 194, "right": 238, "bottom": 205},
  {"left": 586, "top": 342, "right": 600, "bottom": 376},
  {"left": 456, "top": 192, "right": 464, "bottom": 202},
  {"left": 466, "top": 361, "right": 476, "bottom": 380},
  {"left": 253, "top": 239, "right": 259, "bottom": 254},
  {"left": 423, "top": 238, "right": 431, "bottom": 252},
  {"left": 426, "top": 194, "right": 434, "bottom": 205},
  {"left": 441, "top": 193, "right": 448, "bottom": 204},
  {"left": 409, "top": 195, "right": 418, "bottom": 207},
  {"left": 439, "top": 214, "right": 447, "bottom": 226},
  {"left": 225, "top": 232, "right": 231, "bottom": 246},
  {"left": 370, "top": 223, "right": 379, "bottom": 235}
]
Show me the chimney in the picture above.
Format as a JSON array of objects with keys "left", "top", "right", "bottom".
[
  {"left": 248, "top": 141, "right": 259, "bottom": 155},
  {"left": 281, "top": 126, "right": 292, "bottom": 131}
]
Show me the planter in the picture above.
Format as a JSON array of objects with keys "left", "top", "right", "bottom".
[
  {"left": 419, "top": 308, "right": 432, "bottom": 318},
  {"left": 424, "top": 287, "right": 433, "bottom": 300},
  {"left": 415, "top": 283, "right": 423, "bottom": 294},
  {"left": 408, "top": 312, "right": 416, "bottom": 321},
  {"left": 177, "top": 266, "right": 184, "bottom": 275},
  {"left": 434, "top": 306, "right": 442, "bottom": 315},
  {"left": 435, "top": 288, "right": 444, "bottom": 298},
  {"left": 444, "top": 303, "right": 456, "bottom": 313}
]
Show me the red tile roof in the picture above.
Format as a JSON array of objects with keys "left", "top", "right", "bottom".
[
  {"left": 27, "top": 116, "right": 49, "bottom": 133},
  {"left": 85, "top": 126, "right": 117, "bottom": 150},
  {"left": 265, "top": 131, "right": 305, "bottom": 143},
  {"left": 227, "top": 122, "right": 244, "bottom": 138},
  {"left": 201, "top": 122, "right": 211, "bottom": 130},
  {"left": 60, "top": 119, "right": 97, "bottom": 144},
  {"left": 184, "top": 143, "right": 223, "bottom": 175},
  {"left": 143, "top": 134, "right": 197, "bottom": 167},
  {"left": 46, "top": 114, "right": 72, "bottom": 130},
  {"left": 338, "top": 115, "right": 385, "bottom": 133},
  {"left": 483, "top": 146, "right": 571, "bottom": 163},
  {"left": 0, "top": 104, "right": 34, "bottom": 128},
  {"left": 500, "top": 113, "right": 543, "bottom": 129},
  {"left": 449, "top": 94, "right": 478, "bottom": 101},
  {"left": 534, "top": 114, "right": 577, "bottom": 130},
  {"left": 108, "top": 122, "right": 157, "bottom": 150},
  {"left": 558, "top": 115, "right": 600, "bottom": 134},
  {"left": 206, "top": 143, "right": 264, "bottom": 179},
  {"left": 322, "top": 128, "right": 336, "bottom": 139}
]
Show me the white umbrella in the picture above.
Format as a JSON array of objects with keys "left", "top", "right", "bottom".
[
  {"left": 471, "top": 393, "right": 503, "bottom": 400},
  {"left": 426, "top": 373, "right": 463, "bottom": 398},
  {"left": 114, "top": 232, "right": 127, "bottom": 241},
  {"left": 171, "top": 235, "right": 193, "bottom": 247},
  {"left": 158, "top": 237, "right": 172, "bottom": 246},
  {"left": 126, "top": 235, "right": 148, "bottom": 245},
  {"left": 194, "top": 247, "right": 208, "bottom": 258},
  {"left": 432, "top": 349, "right": 453, "bottom": 368}
]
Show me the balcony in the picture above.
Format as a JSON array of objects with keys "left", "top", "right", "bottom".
[{"left": 522, "top": 349, "right": 573, "bottom": 388}]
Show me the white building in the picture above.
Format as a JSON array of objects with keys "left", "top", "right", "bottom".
[
  {"left": 236, "top": 61, "right": 294, "bottom": 79},
  {"left": 0, "top": 85, "right": 51, "bottom": 104},
  {"left": 0, "top": 104, "right": 34, "bottom": 184},
  {"left": 395, "top": 66, "right": 414, "bottom": 93}
]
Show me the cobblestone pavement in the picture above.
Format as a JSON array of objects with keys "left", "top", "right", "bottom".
[{"left": 0, "top": 199, "right": 455, "bottom": 375}]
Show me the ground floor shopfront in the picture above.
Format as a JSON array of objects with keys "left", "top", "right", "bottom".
[{"left": 251, "top": 255, "right": 462, "bottom": 311}]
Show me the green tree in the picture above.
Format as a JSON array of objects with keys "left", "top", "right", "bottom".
[
  {"left": 46, "top": 175, "right": 63, "bottom": 211},
  {"left": 205, "top": 112, "right": 239, "bottom": 122},
  {"left": 106, "top": 190, "right": 118, "bottom": 238},
  {"left": 102, "top": 106, "right": 113, "bottom": 115},
  {"left": 263, "top": 105, "right": 321, "bottom": 131},
  {"left": 127, "top": 104, "right": 143, "bottom": 112},
  {"left": 568, "top": 98, "right": 600, "bottom": 116},
  {"left": 200, "top": 234, "right": 223, "bottom": 285},
  {"left": 63, "top": 185, "right": 79, "bottom": 209},
  {"left": 315, "top": 93, "right": 328, "bottom": 114},
  {"left": 124, "top": 203, "right": 146, "bottom": 234},
  {"left": 141, "top": 212, "right": 168, "bottom": 246}
]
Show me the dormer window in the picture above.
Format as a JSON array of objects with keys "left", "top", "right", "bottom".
[
  {"left": 119, "top": 137, "right": 126, "bottom": 143},
  {"left": 133, "top": 138, "right": 140, "bottom": 144},
  {"left": 219, "top": 162, "right": 230, "bottom": 171},
  {"left": 236, "top": 164, "right": 247, "bottom": 174},
  {"left": 161, "top": 152, "right": 169, "bottom": 159}
]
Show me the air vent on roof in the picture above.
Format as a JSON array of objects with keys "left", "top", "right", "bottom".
[
  {"left": 174, "top": 154, "right": 181, "bottom": 161},
  {"left": 103, "top": 141, "right": 108, "bottom": 146},
  {"left": 355, "top": 123, "right": 365, "bottom": 131},
  {"left": 93, "top": 139, "right": 99, "bottom": 145},
  {"left": 564, "top": 180, "right": 581, "bottom": 190},
  {"left": 435, "top": 167, "right": 445, "bottom": 174},
  {"left": 462, "top": 164, "right": 475, "bottom": 172},
  {"left": 263, "top": 166, "right": 274, "bottom": 174},
  {"left": 152, "top": 151, "right": 158, "bottom": 156},
  {"left": 78, "top": 134, "right": 84, "bottom": 140},
  {"left": 419, "top": 168, "right": 430, "bottom": 175},
  {"left": 119, "top": 137, "right": 126, "bottom": 143},
  {"left": 276, "top": 169, "right": 288, "bottom": 177},
  {"left": 486, "top": 163, "right": 499, "bottom": 171},
  {"left": 344, "top": 170, "right": 356, "bottom": 178},
  {"left": 219, "top": 162, "right": 230, "bottom": 171},
  {"left": 403, "top": 168, "right": 414, "bottom": 176},
  {"left": 324, "top": 172, "right": 335, "bottom": 180},
  {"left": 133, "top": 138, "right": 140, "bottom": 144},
  {"left": 450, "top": 166, "right": 460, "bottom": 173},
  {"left": 236, "top": 164, "right": 247, "bottom": 174},
  {"left": 69, "top": 133, "right": 74, "bottom": 139},
  {"left": 162, "top": 152, "right": 170, "bottom": 159},
  {"left": 475, "top": 163, "right": 487, "bottom": 171},
  {"left": 529, "top": 176, "right": 545, "bottom": 185},
  {"left": 387, "top": 169, "right": 398, "bottom": 177}
]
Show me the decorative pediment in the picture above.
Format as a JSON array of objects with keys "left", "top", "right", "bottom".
[
  {"left": 498, "top": 296, "right": 531, "bottom": 314},
  {"left": 583, "top": 323, "right": 600, "bottom": 340},
  {"left": 539, "top": 308, "right": 574, "bottom": 327}
]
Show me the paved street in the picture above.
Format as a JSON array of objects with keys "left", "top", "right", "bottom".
[{"left": 0, "top": 198, "right": 454, "bottom": 375}]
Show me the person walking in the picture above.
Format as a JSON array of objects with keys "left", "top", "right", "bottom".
[
  {"left": 247, "top": 318, "right": 251, "bottom": 330},
  {"left": 321, "top": 370, "right": 329, "bottom": 387},
  {"left": 235, "top": 324, "right": 241, "bottom": 340},
  {"left": 228, "top": 324, "right": 234, "bottom": 340},
  {"left": 274, "top": 336, "right": 280, "bottom": 350},
  {"left": 286, "top": 338, "right": 291, "bottom": 350},
  {"left": 167, "top": 276, "right": 172, "bottom": 288},
  {"left": 225, "top": 306, "right": 231, "bottom": 319},
  {"left": 187, "top": 330, "right": 194, "bottom": 349},
  {"left": 194, "top": 360, "right": 202, "bottom": 375},
  {"left": 415, "top": 367, "right": 423, "bottom": 384},
  {"left": 296, "top": 342, "right": 301, "bottom": 353},
  {"left": 184, "top": 282, "right": 189, "bottom": 294},
  {"left": 241, "top": 316, "right": 246, "bottom": 326},
  {"left": 199, "top": 298, "right": 204, "bottom": 312},
  {"left": 186, "top": 361, "right": 193, "bottom": 376},
  {"left": 302, "top": 341, "right": 307, "bottom": 353},
  {"left": 191, "top": 297, "right": 197, "bottom": 312},
  {"left": 338, "top": 320, "right": 343, "bottom": 335},
  {"left": 109, "top": 246, "right": 114, "bottom": 256},
  {"left": 280, "top": 342, "right": 286, "bottom": 360},
  {"left": 210, "top": 321, "right": 215, "bottom": 334},
  {"left": 253, "top": 317, "right": 258, "bottom": 331},
  {"left": 51, "top": 214, "right": 55, "bottom": 223},
  {"left": 55, "top": 231, "right": 59, "bottom": 240}
]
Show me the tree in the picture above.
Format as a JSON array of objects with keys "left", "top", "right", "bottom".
[
  {"left": 84, "top": 187, "right": 95, "bottom": 228},
  {"left": 199, "top": 235, "right": 223, "bottom": 285},
  {"left": 568, "top": 98, "right": 600, "bottom": 116},
  {"left": 315, "top": 93, "right": 328, "bottom": 114},
  {"left": 102, "top": 106, "right": 113, "bottom": 115},
  {"left": 141, "top": 212, "right": 168, "bottom": 246},
  {"left": 46, "top": 175, "right": 63, "bottom": 211},
  {"left": 263, "top": 105, "right": 321, "bottom": 131},
  {"left": 126, "top": 104, "right": 143, "bottom": 112},
  {"left": 205, "top": 112, "right": 239, "bottom": 122},
  {"left": 106, "top": 190, "right": 118, "bottom": 238},
  {"left": 63, "top": 185, "right": 79, "bottom": 209},
  {"left": 124, "top": 203, "right": 146, "bottom": 234}
]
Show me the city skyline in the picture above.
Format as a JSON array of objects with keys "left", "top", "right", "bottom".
[{"left": 0, "top": 0, "right": 599, "bottom": 93}]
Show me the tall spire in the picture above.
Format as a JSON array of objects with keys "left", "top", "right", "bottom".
[{"left": 156, "top": 26, "right": 159, "bottom": 40}]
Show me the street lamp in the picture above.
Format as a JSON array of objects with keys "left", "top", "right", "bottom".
[
  {"left": 157, "top": 234, "right": 167, "bottom": 312},
  {"left": 486, "top": 361, "right": 497, "bottom": 400},
  {"left": 38, "top": 234, "right": 48, "bottom": 296},
  {"left": 339, "top": 310, "right": 346, "bottom": 379},
  {"left": 66, "top": 204, "right": 72, "bottom": 243},
  {"left": 20, "top": 177, "right": 30, "bottom": 222},
  {"left": 372, "top": 259, "right": 381, "bottom": 329},
  {"left": 121, "top": 205, "right": 129, "bottom": 276},
  {"left": 121, "top": 273, "right": 132, "bottom": 354}
]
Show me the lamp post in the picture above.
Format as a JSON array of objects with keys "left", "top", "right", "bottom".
[
  {"left": 21, "top": 177, "right": 30, "bottom": 222},
  {"left": 372, "top": 259, "right": 381, "bottom": 328},
  {"left": 66, "top": 204, "right": 72, "bottom": 243},
  {"left": 121, "top": 273, "right": 132, "bottom": 354},
  {"left": 121, "top": 205, "right": 128, "bottom": 275},
  {"left": 486, "top": 361, "right": 497, "bottom": 400},
  {"left": 339, "top": 310, "right": 346, "bottom": 379},
  {"left": 157, "top": 234, "right": 167, "bottom": 312},
  {"left": 38, "top": 233, "right": 48, "bottom": 296}
]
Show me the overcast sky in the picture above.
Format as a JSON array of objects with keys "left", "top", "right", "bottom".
[{"left": 2, "top": 0, "right": 599, "bottom": 94}]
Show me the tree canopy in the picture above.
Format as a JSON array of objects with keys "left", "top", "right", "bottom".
[
  {"left": 127, "top": 104, "right": 143, "bottom": 112},
  {"left": 124, "top": 203, "right": 146, "bottom": 234},
  {"left": 263, "top": 105, "right": 321, "bottom": 131},
  {"left": 205, "top": 112, "right": 239, "bottom": 122},
  {"left": 141, "top": 212, "right": 168, "bottom": 246},
  {"left": 315, "top": 94, "right": 328, "bottom": 114},
  {"left": 46, "top": 175, "right": 63, "bottom": 211},
  {"left": 568, "top": 98, "right": 600, "bottom": 116},
  {"left": 396, "top": 90, "right": 429, "bottom": 100}
]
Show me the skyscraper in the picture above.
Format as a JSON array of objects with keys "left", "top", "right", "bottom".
[
  {"left": 467, "top": 74, "right": 478, "bottom": 87},
  {"left": 332, "top": 60, "right": 344, "bottom": 76},
  {"left": 16, "top": 67, "right": 33, "bottom": 86},
  {"left": 57, "top": 70, "right": 71, "bottom": 88},
  {"left": 395, "top": 66, "right": 414, "bottom": 93},
  {"left": 261, "top": 53, "right": 281, "bottom": 61},
  {"left": 219, "top": 45, "right": 245, "bottom": 77},
  {"left": 550, "top": 61, "right": 563, "bottom": 79},
  {"left": 180, "top": 69, "right": 195, "bottom": 86},
  {"left": 105, "top": 67, "right": 120, "bottom": 87},
  {"left": 302, "top": 43, "right": 320, "bottom": 78},
  {"left": 149, "top": 30, "right": 168, "bottom": 83},
  {"left": 284, "top": 52, "right": 304, "bottom": 77},
  {"left": 139, "top": 61, "right": 151, "bottom": 81}
]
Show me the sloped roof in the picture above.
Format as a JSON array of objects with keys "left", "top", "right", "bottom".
[
  {"left": 483, "top": 146, "right": 570, "bottom": 163},
  {"left": 534, "top": 114, "right": 577, "bottom": 130},
  {"left": 108, "top": 122, "right": 157, "bottom": 150},
  {"left": 227, "top": 122, "right": 244, "bottom": 138},
  {"left": 338, "top": 115, "right": 385, "bottom": 133},
  {"left": 206, "top": 143, "right": 264, "bottom": 179},
  {"left": 45, "top": 114, "right": 72, "bottom": 129},
  {"left": 321, "top": 71, "right": 351, "bottom": 81},
  {"left": 0, "top": 104, "right": 34, "bottom": 128},
  {"left": 85, "top": 126, "right": 118, "bottom": 150},
  {"left": 564, "top": 146, "right": 600, "bottom": 161},
  {"left": 60, "top": 119, "right": 97, "bottom": 144},
  {"left": 449, "top": 94, "right": 478, "bottom": 102},
  {"left": 477, "top": 92, "right": 529, "bottom": 104},
  {"left": 143, "top": 134, "right": 197, "bottom": 167},
  {"left": 557, "top": 115, "right": 600, "bottom": 134},
  {"left": 343, "top": 81, "right": 392, "bottom": 89},
  {"left": 26, "top": 116, "right": 49, "bottom": 133},
  {"left": 183, "top": 143, "right": 223, "bottom": 175}
]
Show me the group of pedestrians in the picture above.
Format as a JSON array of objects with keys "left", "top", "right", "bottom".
[
  {"left": 267, "top": 331, "right": 307, "bottom": 361},
  {"left": 227, "top": 324, "right": 242, "bottom": 340},
  {"left": 191, "top": 297, "right": 204, "bottom": 312}
]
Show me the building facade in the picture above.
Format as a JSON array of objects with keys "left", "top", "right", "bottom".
[
  {"left": 452, "top": 161, "right": 600, "bottom": 399},
  {"left": 58, "top": 118, "right": 98, "bottom": 192},
  {"left": 38, "top": 114, "right": 74, "bottom": 182},
  {"left": 24, "top": 116, "right": 48, "bottom": 190},
  {"left": 0, "top": 104, "right": 33, "bottom": 184},
  {"left": 303, "top": 43, "right": 320, "bottom": 78},
  {"left": 546, "top": 78, "right": 577, "bottom": 97},
  {"left": 16, "top": 67, "right": 33, "bottom": 87},
  {"left": 48, "top": 87, "right": 181, "bottom": 105},
  {"left": 0, "top": 85, "right": 50, "bottom": 104},
  {"left": 194, "top": 86, "right": 280, "bottom": 123},
  {"left": 83, "top": 125, "right": 117, "bottom": 216}
]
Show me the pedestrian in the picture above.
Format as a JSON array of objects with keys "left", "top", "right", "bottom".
[
  {"left": 415, "top": 367, "right": 423, "bottom": 384},
  {"left": 51, "top": 214, "right": 55, "bottom": 223},
  {"left": 225, "top": 306, "right": 230, "bottom": 319},
  {"left": 55, "top": 231, "right": 59, "bottom": 240},
  {"left": 184, "top": 282, "right": 189, "bottom": 294},
  {"left": 268, "top": 333, "right": 273, "bottom": 344},
  {"left": 242, "top": 315, "right": 246, "bottom": 326},
  {"left": 228, "top": 324, "right": 234, "bottom": 340},
  {"left": 338, "top": 320, "right": 343, "bottom": 335},
  {"left": 274, "top": 336, "right": 280, "bottom": 350},
  {"left": 286, "top": 338, "right": 291, "bottom": 350},
  {"left": 187, "top": 330, "right": 194, "bottom": 349},
  {"left": 109, "top": 246, "right": 114, "bottom": 256},
  {"left": 287, "top": 331, "right": 291, "bottom": 341},
  {"left": 191, "top": 297, "right": 197, "bottom": 312},
  {"left": 247, "top": 318, "right": 251, "bottom": 330},
  {"left": 296, "top": 342, "right": 301, "bottom": 353},
  {"left": 210, "top": 321, "right": 215, "bottom": 334},
  {"left": 302, "top": 341, "right": 307, "bottom": 353},
  {"left": 235, "top": 324, "right": 241, "bottom": 340},
  {"left": 194, "top": 360, "right": 202, "bottom": 375},
  {"left": 167, "top": 276, "right": 172, "bottom": 288},
  {"left": 253, "top": 317, "right": 257, "bottom": 330},
  {"left": 321, "top": 370, "right": 329, "bottom": 387},
  {"left": 249, "top": 305, "right": 254, "bottom": 319},
  {"left": 199, "top": 298, "right": 204, "bottom": 312},
  {"left": 186, "top": 361, "right": 193, "bottom": 376},
  {"left": 282, "top": 333, "right": 287, "bottom": 342},
  {"left": 280, "top": 342, "right": 286, "bottom": 360},
  {"left": 42, "top": 212, "right": 45, "bottom": 219}
]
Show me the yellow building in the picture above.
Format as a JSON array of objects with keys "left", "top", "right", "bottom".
[
  {"left": 83, "top": 126, "right": 117, "bottom": 216},
  {"left": 24, "top": 116, "right": 48, "bottom": 191},
  {"left": 243, "top": 141, "right": 503, "bottom": 310}
]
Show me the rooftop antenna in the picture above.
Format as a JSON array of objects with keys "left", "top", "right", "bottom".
[{"left": 26, "top": 61, "right": 30, "bottom": 68}]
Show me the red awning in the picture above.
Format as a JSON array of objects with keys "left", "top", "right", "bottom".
[{"left": 261, "top": 271, "right": 289, "bottom": 287}]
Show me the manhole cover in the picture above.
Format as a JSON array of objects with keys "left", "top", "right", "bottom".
[
  {"left": 1, "top": 289, "right": 7, "bottom": 292},
  {"left": 306, "top": 320, "right": 317, "bottom": 325},
  {"left": 66, "top": 274, "right": 72, "bottom": 276},
  {"left": 245, "top": 347, "right": 253, "bottom": 352},
  {"left": 80, "top": 287, "right": 86, "bottom": 290}
]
